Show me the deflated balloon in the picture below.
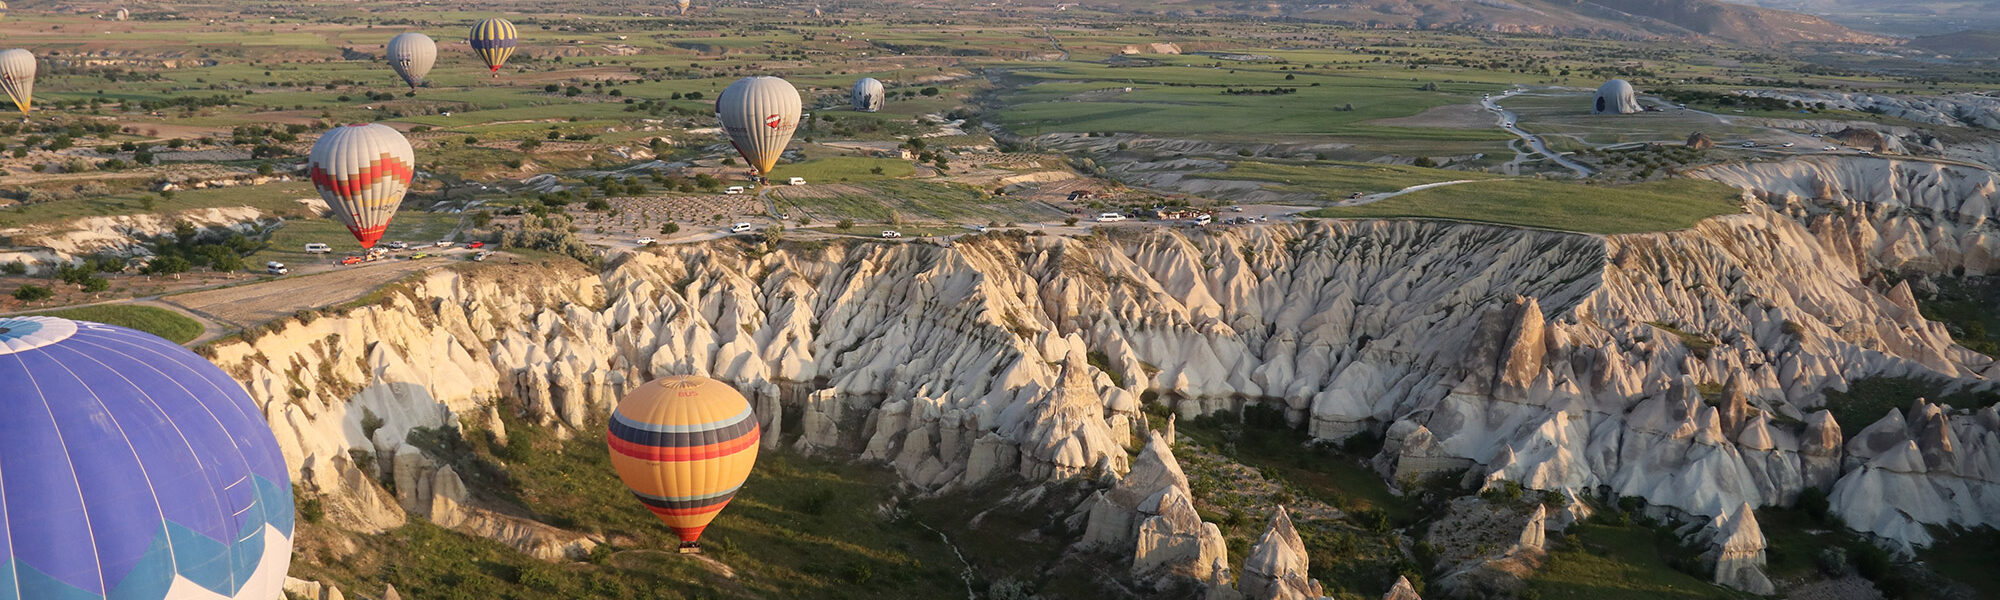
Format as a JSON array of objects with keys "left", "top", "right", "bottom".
[
  {"left": 386, "top": 32, "right": 437, "bottom": 90},
  {"left": 0, "top": 48, "right": 33, "bottom": 115},
  {"left": 852, "top": 77, "right": 884, "bottom": 112},
  {"left": 607, "top": 376, "right": 760, "bottom": 552},
  {"left": 0, "top": 315, "right": 296, "bottom": 600},
  {"left": 469, "top": 18, "right": 518, "bottom": 74},
  {"left": 715, "top": 76, "right": 801, "bottom": 176},
  {"left": 308, "top": 124, "right": 415, "bottom": 249}
]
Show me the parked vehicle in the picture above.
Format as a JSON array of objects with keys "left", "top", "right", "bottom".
[
  {"left": 410, "top": 252, "right": 431, "bottom": 259},
  {"left": 465, "top": 241, "right": 485, "bottom": 249},
  {"left": 340, "top": 256, "right": 364, "bottom": 266},
  {"left": 788, "top": 177, "right": 806, "bottom": 186},
  {"left": 472, "top": 250, "right": 493, "bottom": 261},
  {"left": 636, "top": 236, "right": 657, "bottom": 245},
  {"left": 266, "top": 261, "right": 290, "bottom": 275},
  {"left": 304, "top": 243, "right": 332, "bottom": 254},
  {"left": 731, "top": 222, "right": 755, "bottom": 233},
  {"left": 881, "top": 230, "right": 902, "bottom": 238},
  {"left": 434, "top": 240, "right": 452, "bottom": 248},
  {"left": 1096, "top": 213, "right": 1126, "bottom": 223},
  {"left": 725, "top": 186, "right": 746, "bottom": 195},
  {"left": 386, "top": 241, "right": 409, "bottom": 250}
]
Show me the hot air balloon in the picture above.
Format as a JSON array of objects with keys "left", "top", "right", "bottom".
[
  {"left": 308, "top": 124, "right": 415, "bottom": 249},
  {"left": 852, "top": 77, "right": 884, "bottom": 112},
  {"left": 0, "top": 315, "right": 296, "bottom": 600},
  {"left": 386, "top": 32, "right": 436, "bottom": 91},
  {"left": 0, "top": 1, "right": 10, "bottom": 21},
  {"left": 677, "top": 0, "right": 691, "bottom": 14},
  {"left": 0, "top": 49, "right": 33, "bottom": 116},
  {"left": 716, "top": 76, "right": 801, "bottom": 177},
  {"left": 469, "top": 17, "right": 518, "bottom": 75},
  {"left": 114, "top": 7, "right": 128, "bottom": 20},
  {"left": 607, "top": 376, "right": 760, "bottom": 553}
]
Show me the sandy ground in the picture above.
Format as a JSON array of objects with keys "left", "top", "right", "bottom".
[{"left": 163, "top": 251, "right": 470, "bottom": 327}]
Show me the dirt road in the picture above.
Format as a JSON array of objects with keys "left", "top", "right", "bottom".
[{"left": 164, "top": 252, "right": 468, "bottom": 328}]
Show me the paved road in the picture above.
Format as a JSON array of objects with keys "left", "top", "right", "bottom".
[
  {"left": 1484, "top": 90, "right": 1594, "bottom": 177},
  {"left": 1338, "top": 180, "right": 1480, "bottom": 207}
]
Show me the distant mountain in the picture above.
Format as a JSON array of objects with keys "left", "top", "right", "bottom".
[
  {"left": 1715, "top": 0, "right": 2000, "bottom": 35},
  {"left": 1094, "top": 0, "right": 1891, "bottom": 46},
  {"left": 1910, "top": 29, "right": 2000, "bottom": 58}
]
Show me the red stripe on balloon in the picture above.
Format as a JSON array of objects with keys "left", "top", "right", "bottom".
[
  {"left": 607, "top": 428, "right": 759, "bottom": 462},
  {"left": 310, "top": 153, "right": 415, "bottom": 198}
]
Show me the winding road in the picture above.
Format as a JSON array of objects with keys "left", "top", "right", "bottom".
[{"left": 1483, "top": 90, "right": 1594, "bottom": 177}]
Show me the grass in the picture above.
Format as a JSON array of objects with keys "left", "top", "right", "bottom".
[
  {"left": 1192, "top": 160, "right": 1505, "bottom": 202},
  {"left": 1921, "top": 528, "right": 2000, "bottom": 599},
  {"left": 294, "top": 415, "right": 967, "bottom": 600},
  {"left": 248, "top": 211, "right": 463, "bottom": 266},
  {"left": 1529, "top": 522, "right": 1749, "bottom": 600},
  {"left": 1820, "top": 377, "right": 2000, "bottom": 440},
  {"left": 1915, "top": 277, "right": 2000, "bottom": 358},
  {"left": 27, "top": 304, "right": 205, "bottom": 344},
  {"left": 1305, "top": 178, "right": 1744, "bottom": 235},
  {"left": 767, "top": 156, "right": 915, "bottom": 183}
]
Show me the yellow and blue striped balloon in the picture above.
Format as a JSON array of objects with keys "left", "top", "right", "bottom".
[
  {"left": 606, "top": 376, "right": 760, "bottom": 552},
  {"left": 468, "top": 18, "right": 518, "bottom": 74}
]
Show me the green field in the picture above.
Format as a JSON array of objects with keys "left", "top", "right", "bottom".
[
  {"left": 1193, "top": 160, "right": 1506, "bottom": 202},
  {"left": 1529, "top": 522, "right": 1749, "bottom": 600},
  {"left": 28, "top": 304, "right": 205, "bottom": 343},
  {"left": 1305, "top": 178, "right": 1744, "bottom": 234},
  {"left": 766, "top": 156, "right": 915, "bottom": 183},
  {"left": 250, "top": 212, "right": 465, "bottom": 266}
]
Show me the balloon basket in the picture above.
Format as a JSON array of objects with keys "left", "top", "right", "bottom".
[{"left": 678, "top": 542, "right": 702, "bottom": 555}]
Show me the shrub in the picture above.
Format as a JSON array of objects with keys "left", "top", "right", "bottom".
[{"left": 13, "top": 284, "right": 54, "bottom": 301}]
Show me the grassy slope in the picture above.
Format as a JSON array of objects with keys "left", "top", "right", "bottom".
[
  {"left": 1306, "top": 178, "right": 1744, "bottom": 235},
  {"left": 1530, "top": 522, "right": 1749, "bottom": 600},
  {"left": 27, "top": 304, "right": 205, "bottom": 343},
  {"left": 1192, "top": 160, "right": 1506, "bottom": 201},
  {"left": 1820, "top": 377, "right": 2000, "bottom": 440}
]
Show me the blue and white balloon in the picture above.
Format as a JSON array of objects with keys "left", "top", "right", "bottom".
[{"left": 0, "top": 316, "right": 294, "bottom": 600}]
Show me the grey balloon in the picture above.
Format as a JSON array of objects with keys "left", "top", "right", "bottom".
[
  {"left": 387, "top": 32, "right": 437, "bottom": 90},
  {"left": 716, "top": 76, "right": 802, "bottom": 175},
  {"left": 0, "top": 48, "right": 33, "bottom": 115},
  {"left": 852, "top": 78, "right": 884, "bottom": 112}
]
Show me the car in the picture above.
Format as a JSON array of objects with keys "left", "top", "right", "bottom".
[
  {"left": 410, "top": 252, "right": 431, "bottom": 259},
  {"left": 465, "top": 241, "right": 485, "bottom": 249},
  {"left": 788, "top": 177, "right": 807, "bottom": 186},
  {"left": 265, "top": 261, "right": 289, "bottom": 275},
  {"left": 1349, "top": 192, "right": 1364, "bottom": 199},
  {"left": 1229, "top": 205, "right": 1244, "bottom": 212},
  {"left": 434, "top": 240, "right": 452, "bottom": 248},
  {"left": 1096, "top": 212, "right": 1126, "bottom": 223},
  {"left": 340, "top": 256, "right": 364, "bottom": 266},
  {"left": 1782, "top": 142, "right": 1795, "bottom": 148},
  {"left": 1741, "top": 142, "right": 1756, "bottom": 148},
  {"left": 730, "top": 222, "right": 755, "bottom": 233},
  {"left": 1858, "top": 149, "right": 1875, "bottom": 156},
  {"left": 1811, "top": 133, "right": 1824, "bottom": 138},
  {"left": 881, "top": 230, "right": 902, "bottom": 238},
  {"left": 386, "top": 241, "right": 409, "bottom": 250},
  {"left": 636, "top": 236, "right": 657, "bottom": 245},
  {"left": 304, "top": 243, "right": 332, "bottom": 254},
  {"left": 472, "top": 250, "right": 493, "bottom": 261},
  {"left": 1823, "top": 145, "right": 1838, "bottom": 151},
  {"left": 725, "top": 186, "right": 745, "bottom": 195},
  {"left": 974, "top": 225, "right": 990, "bottom": 233},
  {"left": 1194, "top": 214, "right": 1212, "bottom": 226}
]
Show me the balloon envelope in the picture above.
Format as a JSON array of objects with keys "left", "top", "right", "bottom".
[
  {"left": 715, "top": 76, "right": 801, "bottom": 176},
  {"left": 607, "top": 376, "right": 760, "bottom": 550},
  {"left": 386, "top": 32, "right": 436, "bottom": 90},
  {"left": 0, "top": 316, "right": 295, "bottom": 600},
  {"left": 677, "top": 0, "right": 691, "bottom": 14},
  {"left": 469, "top": 18, "right": 518, "bottom": 73},
  {"left": 852, "top": 77, "right": 884, "bottom": 112},
  {"left": 0, "top": 48, "right": 34, "bottom": 115},
  {"left": 308, "top": 124, "right": 415, "bottom": 249}
]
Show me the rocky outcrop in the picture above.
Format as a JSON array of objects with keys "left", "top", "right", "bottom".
[
  {"left": 1829, "top": 400, "right": 2000, "bottom": 550},
  {"left": 1704, "top": 503, "right": 1775, "bottom": 595},
  {"left": 1239, "top": 508, "right": 1324, "bottom": 600},
  {"left": 1383, "top": 576, "right": 1423, "bottom": 600},
  {"left": 0, "top": 206, "right": 276, "bottom": 273},
  {"left": 1686, "top": 131, "right": 1715, "bottom": 150},
  {"left": 1081, "top": 432, "right": 1230, "bottom": 590}
]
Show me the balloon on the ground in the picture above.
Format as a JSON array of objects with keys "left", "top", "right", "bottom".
[
  {"left": 677, "top": 0, "right": 691, "bottom": 14},
  {"left": 0, "top": 315, "right": 295, "bottom": 600},
  {"left": 308, "top": 124, "right": 416, "bottom": 249},
  {"left": 607, "top": 376, "right": 761, "bottom": 553},
  {"left": 386, "top": 32, "right": 437, "bottom": 90},
  {"left": 715, "top": 76, "right": 802, "bottom": 176},
  {"left": 469, "top": 18, "right": 518, "bottom": 74},
  {"left": 852, "top": 77, "right": 884, "bottom": 112},
  {"left": 0, "top": 48, "right": 34, "bottom": 115}
]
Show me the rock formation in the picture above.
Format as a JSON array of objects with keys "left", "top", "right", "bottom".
[
  {"left": 1383, "top": 576, "right": 1423, "bottom": 600},
  {"left": 1705, "top": 503, "right": 1775, "bottom": 595},
  {"left": 1239, "top": 508, "right": 1324, "bottom": 600},
  {"left": 1686, "top": 131, "right": 1715, "bottom": 150}
]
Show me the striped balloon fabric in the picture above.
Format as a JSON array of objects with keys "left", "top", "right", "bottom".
[
  {"left": 607, "top": 376, "right": 760, "bottom": 552},
  {"left": 468, "top": 17, "right": 518, "bottom": 74},
  {"left": 307, "top": 124, "right": 415, "bottom": 249},
  {"left": 0, "top": 49, "right": 34, "bottom": 115},
  {"left": 715, "top": 76, "right": 801, "bottom": 176},
  {"left": 0, "top": 316, "right": 295, "bottom": 600}
]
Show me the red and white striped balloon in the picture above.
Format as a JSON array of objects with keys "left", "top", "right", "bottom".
[{"left": 308, "top": 124, "right": 414, "bottom": 249}]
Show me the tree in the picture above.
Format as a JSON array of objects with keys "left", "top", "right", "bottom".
[
  {"left": 836, "top": 218, "right": 854, "bottom": 230},
  {"left": 661, "top": 222, "right": 680, "bottom": 235},
  {"left": 694, "top": 174, "right": 721, "bottom": 190},
  {"left": 13, "top": 284, "right": 54, "bottom": 302},
  {"left": 920, "top": 86, "right": 940, "bottom": 96}
]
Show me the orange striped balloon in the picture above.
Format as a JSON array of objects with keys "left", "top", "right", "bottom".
[{"left": 607, "top": 376, "right": 760, "bottom": 552}]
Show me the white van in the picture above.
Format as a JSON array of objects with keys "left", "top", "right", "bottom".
[
  {"left": 304, "top": 243, "right": 331, "bottom": 254},
  {"left": 266, "top": 261, "right": 289, "bottom": 275},
  {"left": 1194, "top": 214, "right": 1212, "bottom": 226},
  {"left": 730, "top": 222, "right": 755, "bottom": 233},
  {"left": 725, "top": 186, "right": 746, "bottom": 195},
  {"left": 788, "top": 177, "right": 807, "bottom": 186},
  {"left": 1096, "top": 213, "right": 1126, "bottom": 223}
]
